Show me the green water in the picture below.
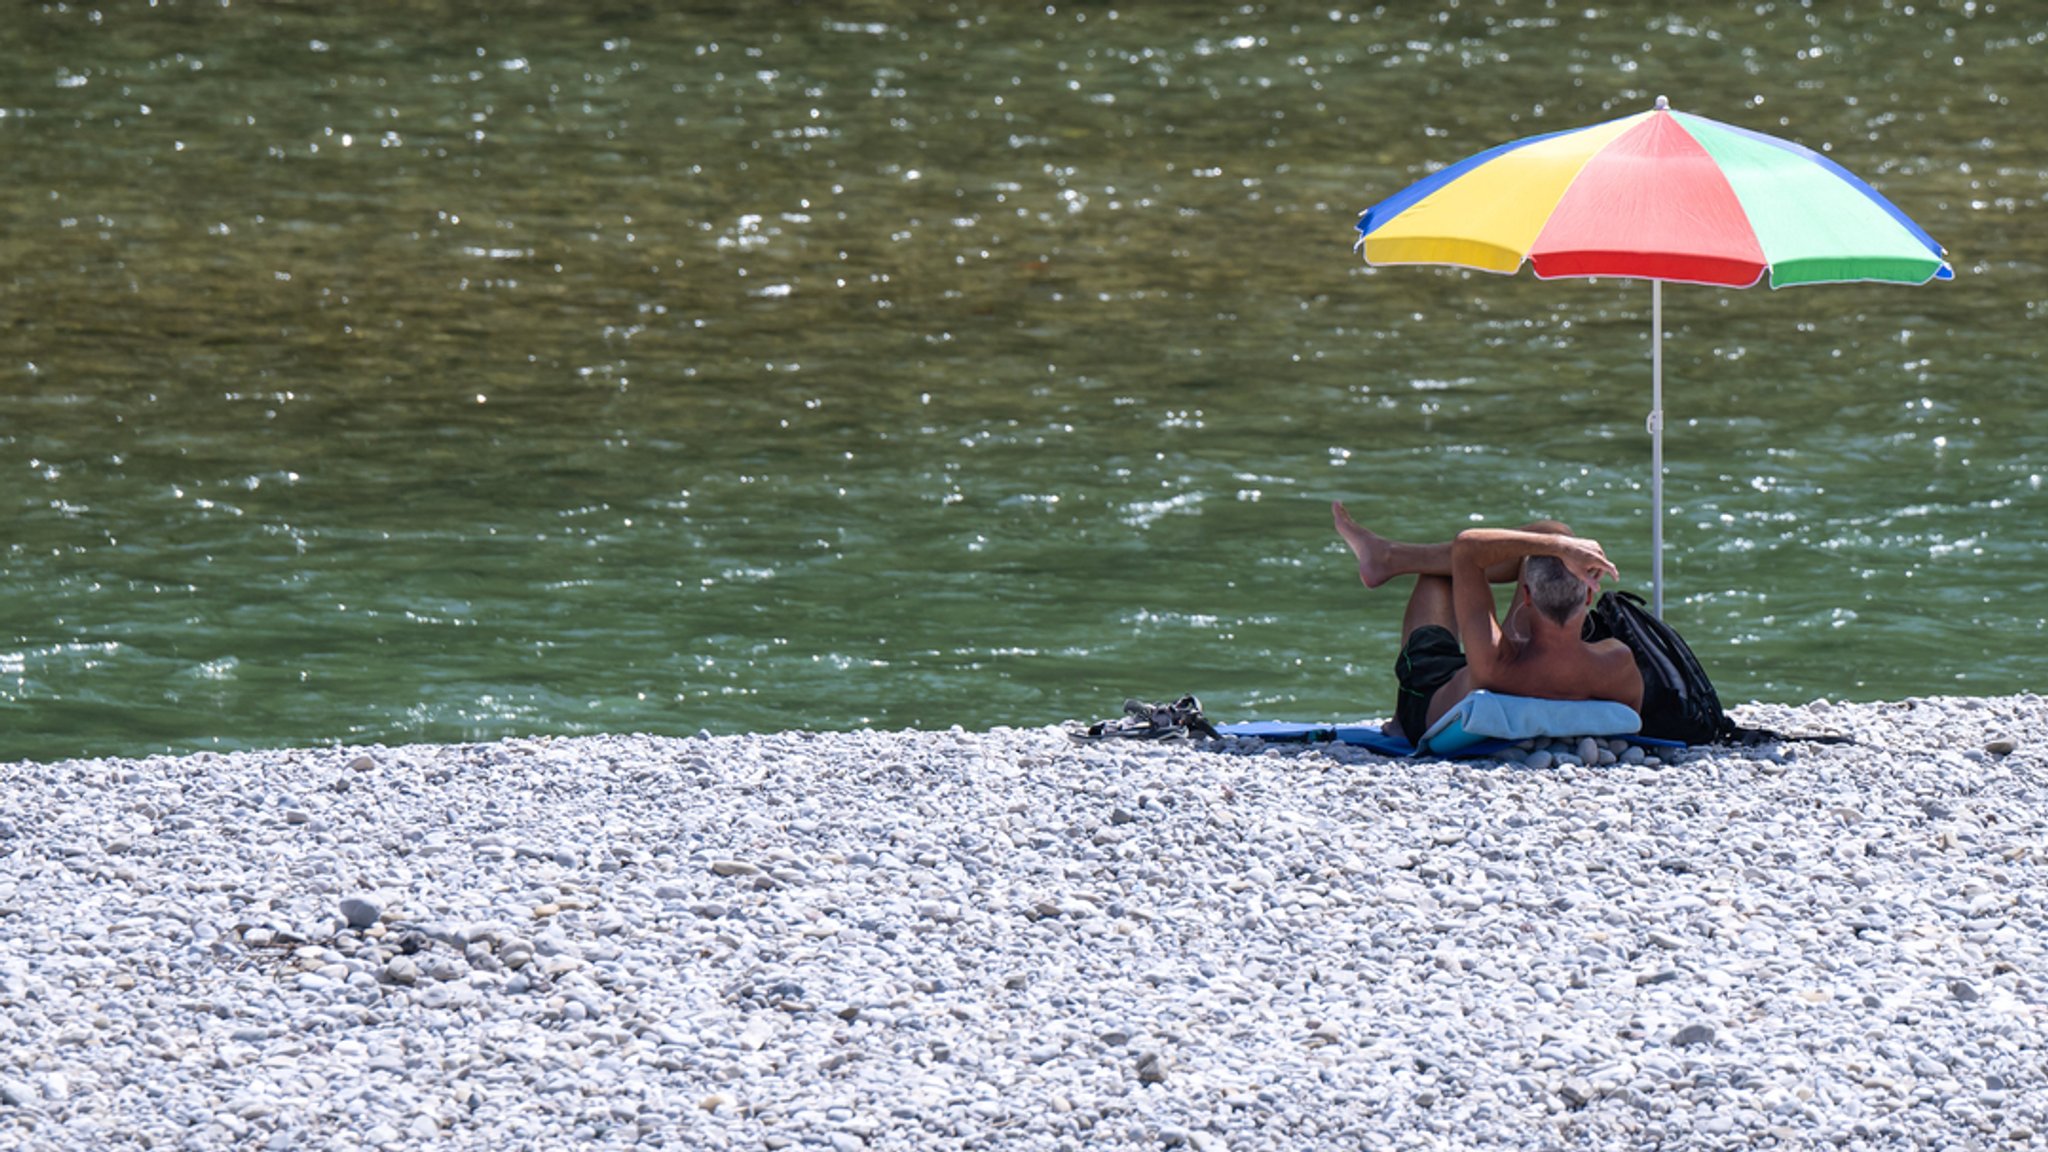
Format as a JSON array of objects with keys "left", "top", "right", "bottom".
[{"left": 2, "top": 2, "right": 2043, "bottom": 761}]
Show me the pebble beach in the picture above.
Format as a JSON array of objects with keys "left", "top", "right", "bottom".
[{"left": 2, "top": 695, "right": 2044, "bottom": 1151}]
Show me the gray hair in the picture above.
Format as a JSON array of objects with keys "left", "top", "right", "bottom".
[{"left": 1523, "top": 554, "right": 1589, "bottom": 626}]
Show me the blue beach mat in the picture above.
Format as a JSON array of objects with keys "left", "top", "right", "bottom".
[
  {"left": 1218, "top": 691, "right": 1683, "bottom": 759},
  {"left": 1216, "top": 720, "right": 1420, "bottom": 758}
]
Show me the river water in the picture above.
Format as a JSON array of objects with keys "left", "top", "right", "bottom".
[{"left": 2, "top": 2, "right": 2042, "bottom": 760}]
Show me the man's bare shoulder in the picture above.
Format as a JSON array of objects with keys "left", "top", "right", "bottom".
[
  {"left": 1482, "top": 634, "right": 1640, "bottom": 706},
  {"left": 1586, "top": 636, "right": 1636, "bottom": 661},
  {"left": 1583, "top": 636, "right": 1645, "bottom": 708}
]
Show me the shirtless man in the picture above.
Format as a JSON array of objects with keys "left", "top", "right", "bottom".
[{"left": 1332, "top": 502, "right": 1644, "bottom": 741}]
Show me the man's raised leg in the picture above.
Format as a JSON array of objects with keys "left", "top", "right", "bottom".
[
  {"left": 1333, "top": 502, "right": 1573, "bottom": 587},
  {"left": 1332, "top": 501, "right": 1441, "bottom": 588}
]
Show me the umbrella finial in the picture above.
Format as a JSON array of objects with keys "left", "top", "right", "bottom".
[{"left": 1654, "top": 94, "right": 1670, "bottom": 111}]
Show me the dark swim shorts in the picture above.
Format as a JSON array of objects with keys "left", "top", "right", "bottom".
[{"left": 1394, "top": 624, "right": 1467, "bottom": 741}]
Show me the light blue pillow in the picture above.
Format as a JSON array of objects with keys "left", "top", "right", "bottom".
[{"left": 1416, "top": 690, "right": 1641, "bottom": 756}]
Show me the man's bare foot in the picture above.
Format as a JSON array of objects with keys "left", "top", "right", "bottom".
[{"left": 1332, "top": 501, "right": 1394, "bottom": 588}]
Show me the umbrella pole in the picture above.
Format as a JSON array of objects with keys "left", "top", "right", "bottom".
[{"left": 1650, "top": 280, "right": 1665, "bottom": 618}]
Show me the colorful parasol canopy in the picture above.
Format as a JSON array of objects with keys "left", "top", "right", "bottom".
[{"left": 1356, "top": 96, "right": 1953, "bottom": 291}]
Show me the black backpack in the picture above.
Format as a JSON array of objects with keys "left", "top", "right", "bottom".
[{"left": 1582, "top": 590, "right": 1738, "bottom": 745}]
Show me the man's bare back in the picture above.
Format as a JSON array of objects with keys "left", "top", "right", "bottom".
[{"left": 1333, "top": 502, "right": 1643, "bottom": 738}]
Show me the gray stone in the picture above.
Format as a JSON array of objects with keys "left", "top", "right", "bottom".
[
  {"left": 1671, "top": 1023, "right": 1717, "bottom": 1048},
  {"left": 339, "top": 896, "right": 382, "bottom": 930}
]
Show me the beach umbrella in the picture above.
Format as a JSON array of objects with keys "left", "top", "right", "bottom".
[{"left": 1355, "top": 95, "right": 1951, "bottom": 616}]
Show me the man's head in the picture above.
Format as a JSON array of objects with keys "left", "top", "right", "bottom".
[{"left": 1522, "top": 554, "right": 1593, "bottom": 627}]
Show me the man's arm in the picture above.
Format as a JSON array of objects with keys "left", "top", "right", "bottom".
[{"left": 1448, "top": 528, "right": 1618, "bottom": 684}]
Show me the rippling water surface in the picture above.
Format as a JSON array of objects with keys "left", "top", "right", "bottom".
[{"left": 2, "top": 2, "right": 2043, "bottom": 759}]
